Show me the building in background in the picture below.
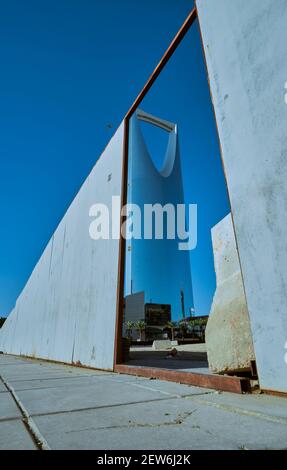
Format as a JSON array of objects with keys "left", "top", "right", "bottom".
[
  {"left": 124, "top": 110, "right": 194, "bottom": 321},
  {"left": 123, "top": 292, "right": 171, "bottom": 341}
]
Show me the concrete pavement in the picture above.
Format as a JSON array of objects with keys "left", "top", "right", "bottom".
[{"left": 0, "top": 354, "right": 286, "bottom": 450}]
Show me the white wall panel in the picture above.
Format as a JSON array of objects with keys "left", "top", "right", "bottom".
[
  {"left": 0, "top": 124, "right": 124, "bottom": 370},
  {"left": 197, "top": 0, "right": 287, "bottom": 392}
]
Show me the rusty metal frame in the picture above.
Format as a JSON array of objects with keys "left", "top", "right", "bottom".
[
  {"left": 114, "top": 7, "right": 197, "bottom": 368},
  {"left": 115, "top": 364, "right": 251, "bottom": 394},
  {"left": 113, "top": 6, "right": 251, "bottom": 395},
  {"left": 262, "top": 389, "right": 287, "bottom": 398}
]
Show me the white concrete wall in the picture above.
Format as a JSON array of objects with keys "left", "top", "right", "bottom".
[
  {"left": 197, "top": 0, "right": 287, "bottom": 392},
  {"left": 0, "top": 124, "right": 124, "bottom": 370}
]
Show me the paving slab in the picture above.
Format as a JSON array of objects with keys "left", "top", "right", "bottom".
[
  {"left": 104, "top": 374, "right": 214, "bottom": 396},
  {"left": 33, "top": 362, "right": 112, "bottom": 376},
  {"left": 193, "top": 391, "right": 287, "bottom": 420},
  {"left": 15, "top": 379, "right": 175, "bottom": 417},
  {"left": 0, "top": 382, "right": 7, "bottom": 392},
  {"left": 8, "top": 374, "right": 113, "bottom": 392},
  {"left": 0, "top": 359, "right": 29, "bottom": 366},
  {"left": 32, "top": 398, "right": 236, "bottom": 450},
  {"left": 12, "top": 374, "right": 213, "bottom": 418},
  {"left": 33, "top": 395, "right": 287, "bottom": 450},
  {"left": 1, "top": 354, "right": 287, "bottom": 450},
  {"left": 0, "top": 365, "right": 109, "bottom": 383},
  {"left": 0, "top": 392, "right": 22, "bottom": 421},
  {"left": 0, "top": 419, "right": 37, "bottom": 450},
  {"left": 0, "top": 369, "right": 81, "bottom": 382},
  {"left": 184, "top": 396, "right": 287, "bottom": 450},
  {"left": 0, "top": 355, "right": 29, "bottom": 365}
]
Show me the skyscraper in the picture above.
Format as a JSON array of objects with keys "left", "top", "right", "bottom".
[{"left": 124, "top": 110, "right": 194, "bottom": 321}]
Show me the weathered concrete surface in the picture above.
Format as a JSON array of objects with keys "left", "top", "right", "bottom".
[
  {"left": 0, "top": 421, "right": 37, "bottom": 450},
  {"left": 0, "top": 124, "right": 124, "bottom": 370},
  {"left": 0, "top": 392, "right": 22, "bottom": 421},
  {"left": 197, "top": 0, "right": 287, "bottom": 392},
  {"left": 1, "top": 355, "right": 287, "bottom": 450},
  {"left": 206, "top": 214, "right": 255, "bottom": 373},
  {"left": 152, "top": 340, "right": 172, "bottom": 350}
]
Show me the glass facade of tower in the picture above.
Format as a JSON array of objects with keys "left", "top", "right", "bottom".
[{"left": 124, "top": 110, "right": 194, "bottom": 321}]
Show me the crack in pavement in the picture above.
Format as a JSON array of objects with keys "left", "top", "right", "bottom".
[{"left": 64, "top": 411, "right": 196, "bottom": 434}]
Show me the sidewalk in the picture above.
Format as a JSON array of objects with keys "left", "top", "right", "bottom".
[{"left": 0, "top": 354, "right": 286, "bottom": 450}]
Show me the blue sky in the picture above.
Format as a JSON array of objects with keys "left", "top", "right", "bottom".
[
  {"left": 132, "top": 21, "right": 230, "bottom": 317},
  {"left": 0, "top": 0, "right": 229, "bottom": 318}
]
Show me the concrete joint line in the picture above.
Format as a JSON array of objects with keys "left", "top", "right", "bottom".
[
  {"left": 118, "top": 378, "right": 216, "bottom": 398},
  {"left": 8, "top": 372, "right": 114, "bottom": 384},
  {"left": 28, "top": 395, "right": 184, "bottom": 420},
  {"left": 104, "top": 377, "right": 179, "bottom": 396},
  {"left": 27, "top": 393, "right": 211, "bottom": 421},
  {"left": 107, "top": 376, "right": 216, "bottom": 398},
  {"left": 186, "top": 396, "right": 287, "bottom": 426},
  {"left": 0, "top": 416, "right": 22, "bottom": 423},
  {"left": 0, "top": 374, "right": 51, "bottom": 450}
]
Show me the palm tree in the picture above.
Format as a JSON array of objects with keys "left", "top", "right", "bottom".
[
  {"left": 187, "top": 318, "right": 207, "bottom": 341},
  {"left": 187, "top": 319, "right": 196, "bottom": 337},
  {"left": 166, "top": 321, "right": 177, "bottom": 341},
  {"left": 125, "top": 321, "right": 134, "bottom": 339},
  {"left": 178, "top": 320, "right": 186, "bottom": 339},
  {"left": 135, "top": 320, "right": 146, "bottom": 342}
]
